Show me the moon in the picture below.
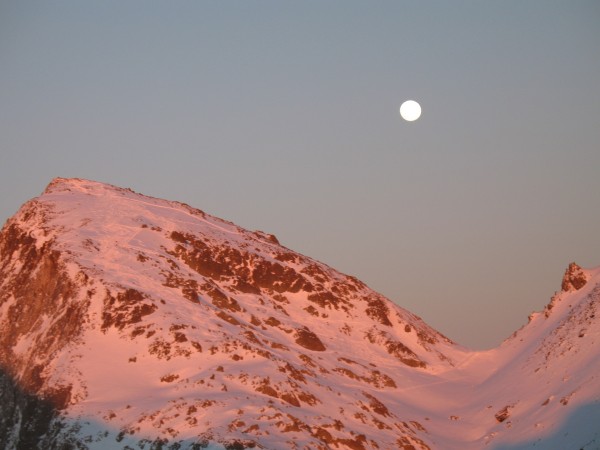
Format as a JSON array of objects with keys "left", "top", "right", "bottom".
[{"left": 399, "top": 100, "right": 421, "bottom": 121}]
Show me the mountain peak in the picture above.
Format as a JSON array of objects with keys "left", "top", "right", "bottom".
[
  {"left": 44, "top": 176, "right": 116, "bottom": 193},
  {"left": 1, "top": 178, "right": 599, "bottom": 450},
  {"left": 561, "top": 262, "right": 589, "bottom": 292},
  {"left": 1, "top": 178, "right": 458, "bottom": 449}
]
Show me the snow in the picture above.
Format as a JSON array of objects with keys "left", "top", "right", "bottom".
[{"left": 1, "top": 177, "right": 599, "bottom": 449}]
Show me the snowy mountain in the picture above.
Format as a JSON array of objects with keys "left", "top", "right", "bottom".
[{"left": 0, "top": 178, "right": 598, "bottom": 450}]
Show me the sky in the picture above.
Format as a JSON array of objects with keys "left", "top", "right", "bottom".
[{"left": 1, "top": 1, "right": 599, "bottom": 349}]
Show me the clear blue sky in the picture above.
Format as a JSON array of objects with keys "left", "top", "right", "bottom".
[{"left": 1, "top": 1, "right": 599, "bottom": 349}]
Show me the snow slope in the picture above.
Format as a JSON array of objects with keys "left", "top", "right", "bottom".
[{"left": 0, "top": 178, "right": 598, "bottom": 450}]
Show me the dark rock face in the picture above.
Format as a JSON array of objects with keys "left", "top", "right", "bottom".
[
  {"left": 0, "top": 368, "right": 57, "bottom": 450},
  {"left": 294, "top": 327, "right": 327, "bottom": 351},
  {"left": 561, "top": 262, "right": 588, "bottom": 292},
  {"left": 495, "top": 404, "right": 513, "bottom": 423},
  {"left": 168, "top": 231, "right": 313, "bottom": 295},
  {"left": 102, "top": 288, "right": 158, "bottom": 331},
  {"left": 0, "top": 214, "right": 96, "bottom": 449},
  {"left": 0, "top": 220, "right": 87, "bottom": 405}
]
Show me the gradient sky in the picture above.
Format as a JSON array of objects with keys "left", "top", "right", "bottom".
[{"left": 1, "top": 1, "right": 599, "bottom": 349}]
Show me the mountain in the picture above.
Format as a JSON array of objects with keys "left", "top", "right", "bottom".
[{"left": 0, "top": 178, "right": 598, "bottom": 450}]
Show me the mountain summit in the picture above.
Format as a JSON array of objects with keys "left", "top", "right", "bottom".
[{"left": 1, "top": 178, "right": 599, "bottom": 449}]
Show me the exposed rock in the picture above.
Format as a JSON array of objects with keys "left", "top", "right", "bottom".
[
  {"left": 561, "top": 262, "right": 589, "bottom": 292},
  {"left": 0, "top": 369, "right": 56, "bottom": 450},
  {"left": 364, "top": 295, "right": 393, "bottom": 326},
  {"left": 294, "top": 327, "right": 326, "bottom": 352},
  {"left": 102, "top": 288, "right": 158, "bottom": 331},
  {"left": 495, "top": 404, "right": 513, "bottom": 423}
]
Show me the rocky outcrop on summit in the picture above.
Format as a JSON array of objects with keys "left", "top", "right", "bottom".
[
  {"left": 0, "top": 178, "right": 599, "bottom": 450},
  {"left": 561, "top": 262, "right": 589, "bottom": 292}
]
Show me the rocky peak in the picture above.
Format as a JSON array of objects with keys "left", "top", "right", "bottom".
[
  {"left": 561, "top": 262, "right": 589, "bottom": 292},
  {"left": 0, "top": 177, "right": 459, "bottom": 449}
]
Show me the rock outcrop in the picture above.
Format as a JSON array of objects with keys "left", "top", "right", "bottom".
[{"left": 561, "top": 262, "right": 589, "bottom": 292}]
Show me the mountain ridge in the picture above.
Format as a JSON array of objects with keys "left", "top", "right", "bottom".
[{"left": 0, "top": 177, "right": 598, "bottom": 449}]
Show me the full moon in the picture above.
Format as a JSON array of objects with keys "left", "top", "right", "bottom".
[{"left": 399, "top": 100, "right": 421, "bottom": 121}]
